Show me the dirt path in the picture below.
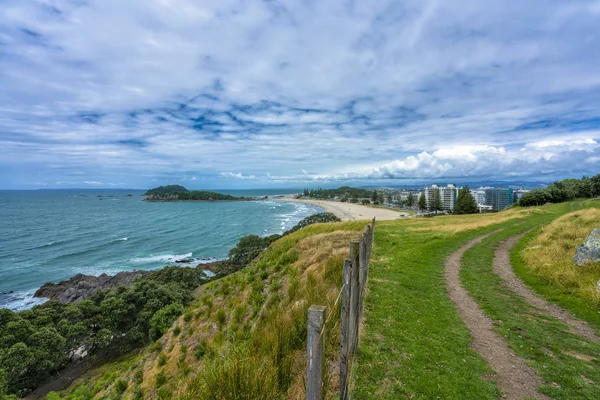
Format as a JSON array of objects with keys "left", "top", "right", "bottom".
[
  {"left": 494, "top": 234, "right": 600, "bottom": 342},
  {"left": 445, "top": 233, "right": 548, "bottom": 400}
]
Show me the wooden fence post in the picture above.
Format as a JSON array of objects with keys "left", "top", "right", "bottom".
[
  {"left": 349, "top": 241, "right": 360, "bottom": 354},
  {"left": 357, "top": 226, "right": 370, "bottom": 340},
  {"left": 339, "top": 259, "right": 352, "bottom": 400},
  {"left": 306, "top": 305, "right": 326, "bottom": 400}
]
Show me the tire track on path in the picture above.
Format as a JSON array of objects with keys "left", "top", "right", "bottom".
[
  {"left": 494, "top": 233, "right": 599, "bottom": 342},
  {"left": 445, "top": 232, "right": 548, "bottom": 400}
]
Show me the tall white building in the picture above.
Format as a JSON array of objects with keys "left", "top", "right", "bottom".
[
  {"left": 471, "top": 190, "right": 486, "bottom": 206},
  {"left": 424, "top": 184, "right": 460, "bottom": 211}
]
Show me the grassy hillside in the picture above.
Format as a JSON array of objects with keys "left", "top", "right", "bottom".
[
  {"left": 460, "top": 209, "right": 600, "bottom": 399},
  {"left": 513, "top": 200, "right": 600, "bottom": 329},
  {"left": 353, "top": 201, "right": 600, "bottom": 398},
  {"left": 50, "top": 220, "right": 367, "bottom": 399},
  {"left": 48, "top": 201, "right": 600, "bottom": 399}
]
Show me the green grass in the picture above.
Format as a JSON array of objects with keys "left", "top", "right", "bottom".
[
  {"left": 512, "top": 200, "right": 600, "bottom": 332},
  {"left": 461, "top": 213, "right": 600, "bottom": 398},
  {"left": 354, "top": 202, "right": 579, "bottom": 399}
]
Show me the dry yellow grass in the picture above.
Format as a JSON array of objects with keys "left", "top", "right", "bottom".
[
  {"left": 56, "top": 221, "right": 365, "bottom": 399},
  {"left": 521, "top": 209, "right": 600, "bottom": 306},
  {"left": 405, "top": 207, "right": 551, "bottom": 233}
]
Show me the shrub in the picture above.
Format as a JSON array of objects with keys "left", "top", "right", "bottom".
[
  {"left": 194, "top": 343, "right": 207, "bottom": 360},
  {"left": 173, "top": 325, "right": 181, "bottom": 337},
  {"left": 158, "top": 352, "right": 167, "bottom": 367},
  {"left": 215, "top": 309, "right": 227, "bottom": 329},
  {"left": 134, "top": 369, "right": 144, "bottom": 384},
  {"left": 183, "top": 311, "right": 193, "bottom": 323},
  {"left": 284, "top": 213, "right": 341, "bottom": 235},
  {"left": 114, "top": 379, "right": 128, "bottom": 394},
  {"left": 156, "top": 371, "right": 167, "bottom": 387}
]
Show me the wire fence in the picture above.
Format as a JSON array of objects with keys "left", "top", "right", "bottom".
[{"left": 305, "top": 218, "right": 376, "bottom": 400}]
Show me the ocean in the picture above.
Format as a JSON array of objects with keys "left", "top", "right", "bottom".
[{"left": 0, "top": 189, "right": 321, "bottom": 311}]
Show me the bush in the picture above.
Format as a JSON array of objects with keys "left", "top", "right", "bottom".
[
  {"left": 194, "top": 343, "right": 207, "bottom": 360},
  {"left": 158, "top": 352, "right": 167, "bottom": 367},
  {"left": 149, "top": 303, "right": 185, "bottom": 341},
  {"left": 284, "top": 213, "right": 341, "bottom": 235},
  {"left": 156, "top": 371, "right": 167, "bottom": 387},
  {"left": 114, "top": 379, "right": 128, "bottom": 394},
  {"left": 215, "top": 309, "right": 227, "bottom": 329}
]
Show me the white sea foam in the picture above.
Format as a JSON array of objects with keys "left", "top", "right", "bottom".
[
  {"left": 131, "top": 252, "right": 193, "bottom": 264},
  {"left": 110, "top": 237, "right": 128, "bottom": 243},
  {"left": 0, "top": 289, "right": 47, "bottom": 311}
]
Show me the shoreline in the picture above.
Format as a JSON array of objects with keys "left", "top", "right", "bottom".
[
  {"left": 277, "top": 197, "right": 402, "bottom": 221},
  {"left": 0, "top": 200, "right": 319, "bottom": 312}
]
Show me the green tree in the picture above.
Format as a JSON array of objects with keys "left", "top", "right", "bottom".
[
  {"left": 371, "top": 190, "right": 378, "bottom": 202},
  {"left": 418, "top": 192, "right": 427, "bottom": 210},
  {"left": 430, "top": 190, "right": 442, "bottom": 213},
  {"left": 149, "top": 303, "right": 185, "bottom": 341},
  {"left": 406, "top": 193, "right": 414, "bottom": 207},
  {"left": 454, "top": 186, "right": 479, "bottom": 214}
]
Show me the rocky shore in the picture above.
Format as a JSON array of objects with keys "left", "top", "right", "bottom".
[{"left": 34, "top": 270, "right": 150, "bottom": 303}]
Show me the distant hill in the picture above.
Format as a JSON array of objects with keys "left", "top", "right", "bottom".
[
  {"left": 304, "top": 186, "right": 374, "bottom": 199},
  {"left": 360, "top": 180, "right": 549, "bottom": 191},
  {"left": 143, "top": 185, "right": 189, "bottom": 196},
  {"left": 143, "top": 186, "right": 246, "bottom": 201}
]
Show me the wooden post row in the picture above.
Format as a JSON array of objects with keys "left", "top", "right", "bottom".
[
  {"left": 306, "top": 305, "right": 327, "bottom": 400},
  {"left": 339, "top": 258, "right": 352, "bottom": 400},
  {"left": 349, "top": 241, "right": 360, "bottom": 355}
]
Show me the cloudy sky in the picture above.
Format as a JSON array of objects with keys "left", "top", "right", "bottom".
[{"left": 1, "top": 0, "right": 600, "bottom": 189}]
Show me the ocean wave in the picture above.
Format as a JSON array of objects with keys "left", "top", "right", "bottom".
[
  {"left": 131, "top": 252, "right": 193, "bottom": 264},
  {"left": 27, "top": 239, "right": 69, "bottom": 250},
  {"left": 70, "top": 266, "right": 127, "bottom": 277},
  {"left": 110, "top": 237, "right": 128, "bottom": 243},
  {"left": 0, "top": 289, "right": 47, "bottom": 311}
]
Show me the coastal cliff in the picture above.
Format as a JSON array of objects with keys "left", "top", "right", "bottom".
[{"left": 34, "top": 271, "right": 150, "bottom": 303}]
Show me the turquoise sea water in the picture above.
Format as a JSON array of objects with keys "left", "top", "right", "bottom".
[{"left": 0, "top": 189, "right": 320, "bottom": 310}]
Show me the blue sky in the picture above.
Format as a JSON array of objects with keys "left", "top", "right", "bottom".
[{"left": 1, "top": 0, "right": 600, "bottom": 189}]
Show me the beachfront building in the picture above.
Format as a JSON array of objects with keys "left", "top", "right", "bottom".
[
  {"left": 513, "top": 189, "right": 530, "bottom": 202},
  {"left": 424, "top": 184, "right": 460, "bottom": 211},
  {"left": 485, "top": 188, "right": 514, "bottom": 211},
  {"left": 471, "top": 189, "right": 486, "bottom": 206}
]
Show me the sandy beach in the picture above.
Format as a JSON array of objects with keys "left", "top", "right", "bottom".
[{"left": 278, "top": 198, "right": 402, "bottom": 222}]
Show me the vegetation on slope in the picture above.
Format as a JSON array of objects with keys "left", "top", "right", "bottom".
[
  {"left": 51, "top": 220, "right": 367, "bottom": 399},
  {"left": 0, "top": 267, "right": 208, "bottom": 398},
  {"left": 519, "top": 174, "right": 600, "bottom": 206},
  {"left": 0, "top": 212, "right": 341, "bottom": 398},
  {"left": 302, "top": 186, "right": 373, "bottom": 200},
  {"left": 513, "top": 199, "right": 600, "bottom": 329},
  {"left": 143, "top": 185, "right": 189, "bottom": 196},
  {"left": 143, "top": 185, "right": 243, "bottom": 201}
]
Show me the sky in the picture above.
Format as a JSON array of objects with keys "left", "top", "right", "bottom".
[{"left": 1, "top": 0, "right": 600, "bottom": 190}]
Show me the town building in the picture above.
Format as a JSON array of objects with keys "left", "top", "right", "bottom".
[
  {"left": 425, "top": 184, "right": 460, "bottom": 211},
  {"left": 485, "top": 188, "right": 514, "bottom": 211},
  {"left": 470, "top": 189, "right": 486, "bottom": 206}
]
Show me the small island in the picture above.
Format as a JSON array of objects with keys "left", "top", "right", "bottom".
[{"left": 143, "top": 185, "right": 251, "bottom": 202}]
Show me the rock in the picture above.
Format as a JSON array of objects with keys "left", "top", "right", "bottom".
[
  {"left": 175, "top": 258, "right": 194, "bottom": 264},
  {"left": 34, "top": 270, "right": 150, "bottom": 304},
  {"left": 573, "top": 228, "right": 600, "bottom": 266}
]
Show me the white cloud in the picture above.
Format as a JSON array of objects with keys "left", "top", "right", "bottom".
[
  {"left": 219, "top": 172, "right": 257, "bottom": 180},
  {"left": 0, "top": 0, "right": 599, "bottom": 188}
]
